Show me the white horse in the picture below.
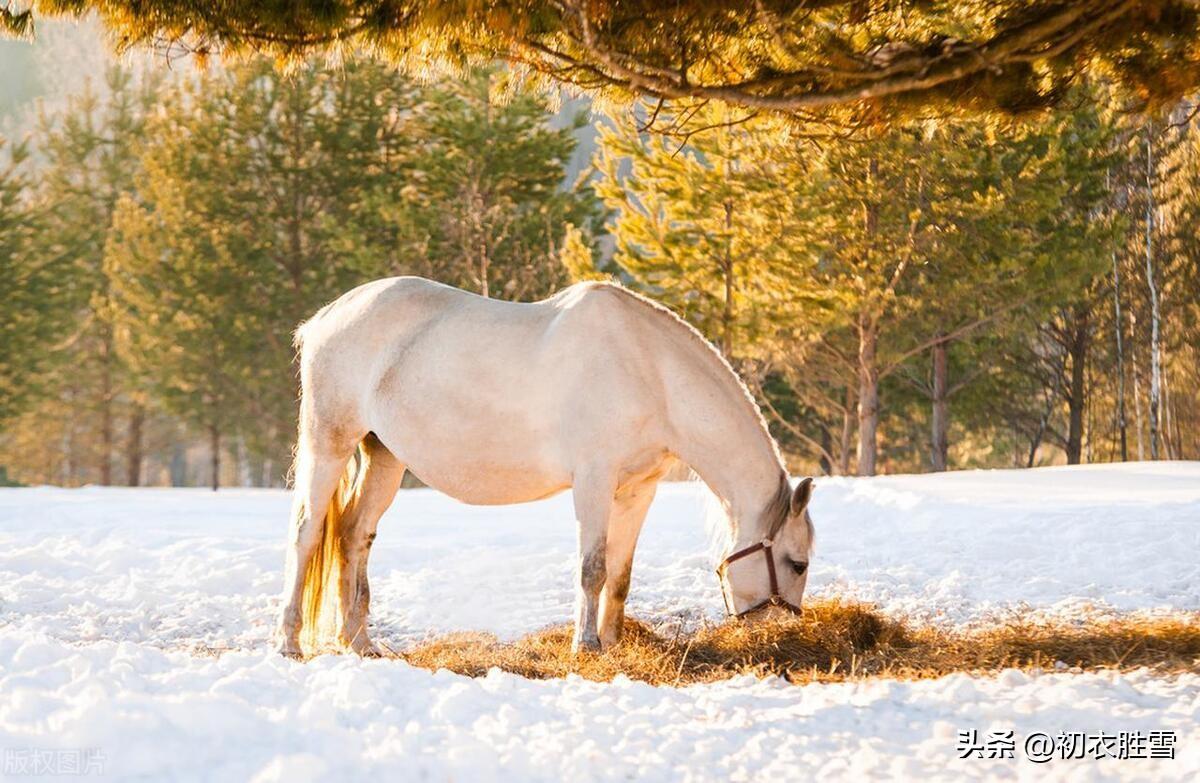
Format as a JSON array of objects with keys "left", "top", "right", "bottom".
[{"left": 276, "top": 277, "right": 815, "bottom": 657}]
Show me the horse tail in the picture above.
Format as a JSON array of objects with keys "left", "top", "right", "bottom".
[{"left": 299, "top": 438, "right": 368, "bottom": 653}]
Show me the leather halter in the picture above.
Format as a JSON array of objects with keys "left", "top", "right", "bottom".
[{"left": 716, "top": 539, "right": 804, "bottom": 618}]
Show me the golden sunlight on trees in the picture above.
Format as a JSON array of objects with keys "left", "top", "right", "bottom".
[
  {"left": 3, "top": 10, "right": 1199, "bottom": 484},
  {"left": 0, "top": 58, "right": 597, "bottom": 487},
  {"left": 10, "top": 1, "right": 1200, "bottom": 129},
  {"left": 591, "top": 93, "right": 1178, "bottom": 476}
]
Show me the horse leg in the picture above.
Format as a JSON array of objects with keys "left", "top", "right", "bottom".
[
  {"left": 598, "top": 479, "right": 658, "bottom": 649},
  {"left": 571, "top": 470, "right": 616, "bottom": 653},
  {"left": 337, "top": 435, "right": 405, "bottom": 656},
  {"left": 275, "top": 439, "right": 355, "bottom": 657}
]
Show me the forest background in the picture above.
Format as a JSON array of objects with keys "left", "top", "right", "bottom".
[{"left": 2, "top": 19, "right": 1196, "bottom": 488}]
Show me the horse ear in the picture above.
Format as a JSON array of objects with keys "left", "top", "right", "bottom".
[{"left": 790, "top": 477, "right": 814, "bottom": 517}]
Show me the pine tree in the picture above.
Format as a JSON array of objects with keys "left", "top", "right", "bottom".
[
  {"left": 597, "top": 105, "right": 1126, "bottom": 473},
  {"left": 0, "top": 138, "right": 61, "bottom": 428},
  {"left": 12, "top": 66, "right": 160, "bottom": 485},
  {"left": 28, "top": 1, "right": 1200, "bottom": 127},
  {"left": 595, "top": 109, "right": 828, "bottom": 360},
  {"left": 103, "top": 60, "right": 601, "bottom": 481},
  {"left": 903, "top": 105, "right": 1122, "bottom": 469},
  {"left": 399, "top": 68, "right": 600, "bottom": 300},
  {"left": 104, "top": 60, "right": 417, "bottom": 486},
  {"left": 1127, "top": 109, "right": 1200, "bottom": 460}
]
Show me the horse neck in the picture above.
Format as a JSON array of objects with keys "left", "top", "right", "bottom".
[{"left": 663, "top": 347, "right": 786, "bottom": 547}]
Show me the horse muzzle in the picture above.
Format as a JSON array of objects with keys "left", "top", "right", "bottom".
[{"left": 716, "top": 539, "right": 804, "bottom": 619}]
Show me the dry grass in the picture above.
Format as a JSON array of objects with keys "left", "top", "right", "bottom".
[{"left": 396, "top": 599, "right": 1200, "bottom": 686}]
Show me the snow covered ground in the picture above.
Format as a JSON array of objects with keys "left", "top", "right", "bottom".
[{"left": 1, "top": 463, "right": 1198, "bottom": 780}]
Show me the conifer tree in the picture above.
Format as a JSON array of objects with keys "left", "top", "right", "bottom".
[
  {"left": 23, "top": 1, "right": 1200, "bottom": 128},
  {"left": 597, "top": 105, "right": 1125, "bottom": 473},
  {"left": 400, "top": 68, "right": 600, "bottom": 300},
  {"left": 19, "top": 66, "right": 159, "bottom": 484},
  {"left": 0, "top": 138, "right": 59, "bottom": 427},
  {"left": 103, "top": 60, "right": 601, "bottom": 480},
  {"left": 901, "top": 105, "right": 1122, "bottom": 469},
  {"left": 595, "top": 110, "right": 826, "bottom": 360},
  {"left": 105, "top": 59, "right": 420, "bottom": 485}
]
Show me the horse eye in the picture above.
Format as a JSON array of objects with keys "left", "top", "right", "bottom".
[{"left": 790, "top": 560, "right": 808, "bottom": 576}]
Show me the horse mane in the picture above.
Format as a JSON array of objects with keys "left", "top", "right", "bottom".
[{"left": 583, "top": 281, "right": 787, "bottom": 473}]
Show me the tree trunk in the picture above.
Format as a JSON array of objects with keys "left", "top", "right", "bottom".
[
  {"left": 930, "top": 338, "right": 949, "bottom": 472},
  {"left": 839, "top": 385, "right": 854, "bottom": 475},
  {"left": 856, "top": 317, "right": 879, "bottom": 476},
  {"left": 1161, "top": 362, "right": 1176, "bottom": 459},
  {"left": 61, "top": 415, "right": 75, "bottom": 486},
  {"left": 819, "top": 427, "right": 833, "bottom": 476},
  {"left": 1085, "top": 350, "right": 1095, "bottom": 463},
  {"left": 1065, "top": 306, "right": 1089, "bottom": 465},
  {"left": 170, "top": 441, "right": 188, "bottom": 487},
  {"left": 1144, "top": 132, "right": 1162, "bottom": 460},
  {"left": 1129, "top": 316, "right": 1146, "bottom": 461},
  {"left": 1169, "top": 377, "right": 1185, "bottom": 459},
  {"left": 721, "top": 199, "right": 735, "bottom": 357},
  {"left": 479, "top": 223, "right": 490, "bottom": 298},
  {"left": 855, "top": 157, "right": 881, "bottom": 477},
  {"left": 1112, "top": 252, "right": 1128, "bottom": 461},
  {"left": 1027, "top": 387, "right": 1055, "bottom": 468},
  {"left": 480, "top": 76, "right": 492, "bottom": 298},
  {"left": 1026, "top": 424, "right": 1044, "bottom": 468},
  {"left": 99, "top": 332, "right": 114, "bottom": 485},
  {"left": 234, "top": 438, "right": 243, "bottom": 485},
  {"left": 210, "top": 423, "right": 221, "bottom": 491},
  {"left": 125, "top": 403, "right": 144, "bottom": 486}
]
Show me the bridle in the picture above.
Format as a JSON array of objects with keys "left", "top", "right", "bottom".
[{"left": 716, "top": 538, "right": 804, "bottom": 618}]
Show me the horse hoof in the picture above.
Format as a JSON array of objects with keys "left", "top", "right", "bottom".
[
  {"left": 346, "top": 632, "right": 384, "bottom": 658},
  {"left": 277, "top": 643, "right": 304, "bottom": 660},
  {"left": 572, "top": 635, "right": 602, "bottom": 654},
  {"left": 356, "top": 643, "right": 383, "bottom": 658}
]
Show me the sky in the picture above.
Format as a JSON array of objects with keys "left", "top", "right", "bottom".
[{"left": 0, "top": 17, "right": 145, "bottom": 136}]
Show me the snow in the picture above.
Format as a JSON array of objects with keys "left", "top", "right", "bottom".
[{"left": 1, "top": 463, "right": 1198, "bottom": 780}]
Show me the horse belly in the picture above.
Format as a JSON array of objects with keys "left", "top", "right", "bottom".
[
  {"left": 406, "top": 457, "right": 571, "bottom": 506},
  {"left": 372, "top": 401, "right": 572, "bottom": 506}
]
